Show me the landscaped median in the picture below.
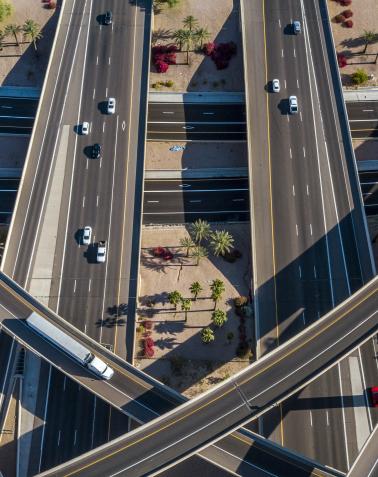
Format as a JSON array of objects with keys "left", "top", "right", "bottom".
[{"left": 135, "top": 221, "right": 253, "bottom": 398}]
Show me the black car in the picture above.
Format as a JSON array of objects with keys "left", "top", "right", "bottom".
[
  {"left": 91, "top": 143, "right": 101, "bottom": 159},
  {"left": 104, "top": 11, "right": 112, "bottom": 25}
]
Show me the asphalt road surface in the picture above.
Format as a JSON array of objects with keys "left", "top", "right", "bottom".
[
  {"left": 143, "top": 178, "right": 249, "bottom": 223},
  {"left": 1, "top": 0, "right": 152, "bottom": 471},
  {"left": 347, "top": 101, "right": 378, "bottom": 140},
  {"left": 39, "top": 276, "right": 378, "bottom": 477},
  {"left": 0, "top": 97, "right": 37, "bottom": 135},
  {"left": 0, "top": 179, "right": 18, "bottom": 225},
  {"left": 242, "top": 0, "right": 376, "bottom": 473}
]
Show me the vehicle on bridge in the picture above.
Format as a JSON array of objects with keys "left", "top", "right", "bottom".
[{"left": 26, "top": 312, "right": 114, "bottom": 380}]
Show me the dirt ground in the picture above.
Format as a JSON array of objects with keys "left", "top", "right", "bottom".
[
  {"left": 0, "top": 0, "right": 59, "bottom": 87},
  {"left": 135, "top": 223, "right": 253, "bottom": 397},
  {"left": 150, "top": 0, "right": 244, "bottom": 92},
  {"left": 145, "top": 141, "right": 248, "bottom": 170},
  {"left": 328, "top": 0, "right": 378, "bottom": 87}
]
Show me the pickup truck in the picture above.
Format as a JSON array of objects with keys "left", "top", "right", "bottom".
[{"left": 97, "top": 241, "right": 107, "bottom": 263}]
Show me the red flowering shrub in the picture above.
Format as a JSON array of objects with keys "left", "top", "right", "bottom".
[
  {"left": 344, "top": 19, "right": 353, "bottom": 28},
  {"left": 205, "top": 41, "right": 237, "bottom": 70},
  {"left": 342, "top": 9, "right": 353, "bottom": 18},
  {"left": 335, "top": 14, "right": 345, "bottom": 23},
  {"left": 145, "top": 337, "right": 155, "bottom": 348},
  {"left": 337, "top": 53, "right": 347, "bottom": 67},
  {"left": 153, "top": 246, "right": 166, "bottom": 257},
  {"left": 144, "top": 346, "right": 154, "bottom": 357},
  {"left": 143, "top": 336, "right": 155, "bottom": 358},
  {"left": 48, "top": 0, "right": 56, "bottom": 8},
  {"left": 340, "top": 0, "right": 352, "bottom": 5},
  {"left": 203, "top": 42, "right": 216, "bottom": 56},
  {"left": 155, "top": 60, "right": 169, "bottom": 73},
  {"left": 163, "top": 250, "right": 174, "bottom": 260},
  {"left": 144, "top": 320, "right": 153, "bottom": 330},
  {"left": 152, "top": 44, "right": 178, "bottom": 73}
]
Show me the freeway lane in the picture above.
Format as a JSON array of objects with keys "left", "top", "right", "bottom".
[
  {"left": 243, "top": 0, "right": 375, "bottom": 471},
  {"left": 1, "top": 0, "right": 153, "bottom": 469},
  {"left": 148, "top": 102, "right": 246, "bottom": 122},
  {"left": 0, "top": 272, "right": 180, "bottom": 422},
  {"left": 143, "top": 178, "right": 249, "bottom": 223},
  {"left": 0, "top": 271, "right": 342, "bottom": 477},
  {"left": 0, "top": 97, "right": 37, "bottom": 135},
  {"left": 40, "top": 276, "right": 378, "bottom": 477}
]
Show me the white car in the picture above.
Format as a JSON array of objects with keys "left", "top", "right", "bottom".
[
  {"left": 97, "top": 241, "right": 107, "bottom": 263},
  {"left": 81, "top": 122, "right": 89, "bottom": 135},
  {"left": 293, "top": 20, "right": 301, "bottom": 34},
  {"left": 289, "top": 96, "right": 298, "bottom": 114},
  {"left": 82, "top": 226, "right": 92, "bottom": 245},
  {"left": 107, "top": 98, "right": 116, "bottom": 114},
  {"left": 272, "top": 79, "right": 280, "bottom": 93}
]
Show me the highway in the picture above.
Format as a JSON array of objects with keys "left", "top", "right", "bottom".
[
  {"left": 38, "top": 275, "right": 378, "bottom": 476},
  {"left": 0, "top": 178, "right": 18, "bottom": 225},
  {"left": 0, "top": 271, "right": 346, "bottom": 477},
  {"left": 0, "top": 96, "right": 37, "bottom": 135},
  {"left": 1, "top": 0, "right": 152, "bottom": 470},
  {"left": 346, "top": 424, "right": 378, "bottom": 477},
  {"left": 6, "top": 97, "right": 376, "bottom": 140},
  {"left": 242, "top": 0, "right": 375, "bottom": 472},
  {"left": 143, "top": 178, "right": 249, "bottom": 223},
  {"left": 347, "top": 101, "right": 378, "bottom": 140}
]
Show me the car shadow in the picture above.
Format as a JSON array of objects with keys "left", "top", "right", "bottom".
[
  {"left": 98, "top": 101, "right": 108, "bottom": 115},
  {"left": 277, "top": 99, "right": 289, "bottom": 115},
  {"left": 73, "top": 125, "right": 81, "bottom": 135},
  {"left": 74, "top": 229, "right": 83, "bottom": 246},
  {"left": 84, "top": 243, "right": 97, "bottom": 264},
  {"left": 96, "top": 14, "right": 105, "bottom": 25},
  {"left": 83, "top": 145, "right": 95, "bottom": 159},
  {"left": 283, "top": 24, "right": 294, "bottom": 35}
]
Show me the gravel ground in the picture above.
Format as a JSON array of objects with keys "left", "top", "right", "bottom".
[
  {"left": 150, "top": 0, "right": 244, "bottom": 92},
  {"left": 328, "top": 0, "right": 378, "bottom": 87},
  {"left": 135, "top": 223, "right": 253, "bottom": 397},
  {"left": 0, "top": 0, "right": 59, "bottom": 87},
  {"left": 145, "top": 141, "right": 247, "bottom": 170}
]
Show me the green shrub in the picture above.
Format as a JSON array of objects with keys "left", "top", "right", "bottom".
[{"left": 351, "top": 68, "right": 369, "bottom": 84}]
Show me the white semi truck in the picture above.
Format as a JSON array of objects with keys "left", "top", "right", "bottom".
[{"left": 26, "top": 312, "right": 114, "bottom": 380}]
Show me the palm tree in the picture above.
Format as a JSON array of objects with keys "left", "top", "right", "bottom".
[
  {"left": 190, "top": 281, "right": 202, "bottom": 300},
  {"left": 172, "top": 28, "right": 187, "bottom": 51},
  {"left": 181, "top": 298, "right": 191, "bottom": 322},
  {"left": 182, "top": 15, "right": 199, "bottom": 32},
  {"left": 23, "top": 19, "right": 42, "bottom": 51},
  {"left": 210, "top": 279, "right": 225, "bottom": 309},
  {"left": 362, "top": 30, "right": 377, "bottom": 54},
  {"left": 190, "top": 219, "right": 211, "bottom": 244},
  {"left": 181, "top": 29, "right": 193, "bottom": 63},
  {"left": 192, "top": 245, "right": 208, "bottom": 266},
  {"left": 180, "top": 236, "right": 195, "bottom": 257},
  {"left": 168, "top": 290, "right": 183, "bottom": 310},
  {"left": 201, "top": 327, "right": 215, "bottom": 344},
  {"left": 210, "top": 230, "right": 234, "bottom": 257},
  {"left": 193, "top": 27, "right": 210, "bottom": 48},
  {"left": 4, "top": 24, "right": 22, "bottom": 48},
  {"left": 212, "top": 309, "right": 227, "bottom": 327}
]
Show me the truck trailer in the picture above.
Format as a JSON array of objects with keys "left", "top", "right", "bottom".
[{"left": 26, "top": 312, "right": 114, "bottom": 380}]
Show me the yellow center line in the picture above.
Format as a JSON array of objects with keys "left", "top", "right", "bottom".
[{"left": 60, "top": 279, "right": 377, "bottom": 476}]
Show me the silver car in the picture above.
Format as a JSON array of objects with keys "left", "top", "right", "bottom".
[
  {"left": 82, "top": 226, "right": 92, "bottom": 245},
  {"left": 293, "top": 20, "right": 301, "bottom": 34},
  {"left": 81, "top": 121, "right": 89, "bottom": 135},
  {"left": 272, "top": 79, "right": 280, "bottom": 93},
  {"left": 107, "top": 97, "right": 116, "bottom": 114},
  {"left": 289, "top": 96, "right": 298, "bottom": 114}
]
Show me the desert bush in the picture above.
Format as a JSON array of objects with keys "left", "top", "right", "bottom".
[
  {"left": 351, "top": 68, "right": 369, "bottom": 84},
  {"left": 340, "top": 0, "right": 352, "bottom": 5},
  {"left": 342, "top": 9, "right": 353, "bottom": 18},
  {"left": 144, "top": 320, "right": 153, "bottom": 330},
  {"left": 234, "top": 296, "right": 249, "bottom": 308},
  {"left": 334, "top": 14, "right": 345, "bottom": 23},
  {"left": 344, "top": 19, "right": 353, "bottom": 28}
]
